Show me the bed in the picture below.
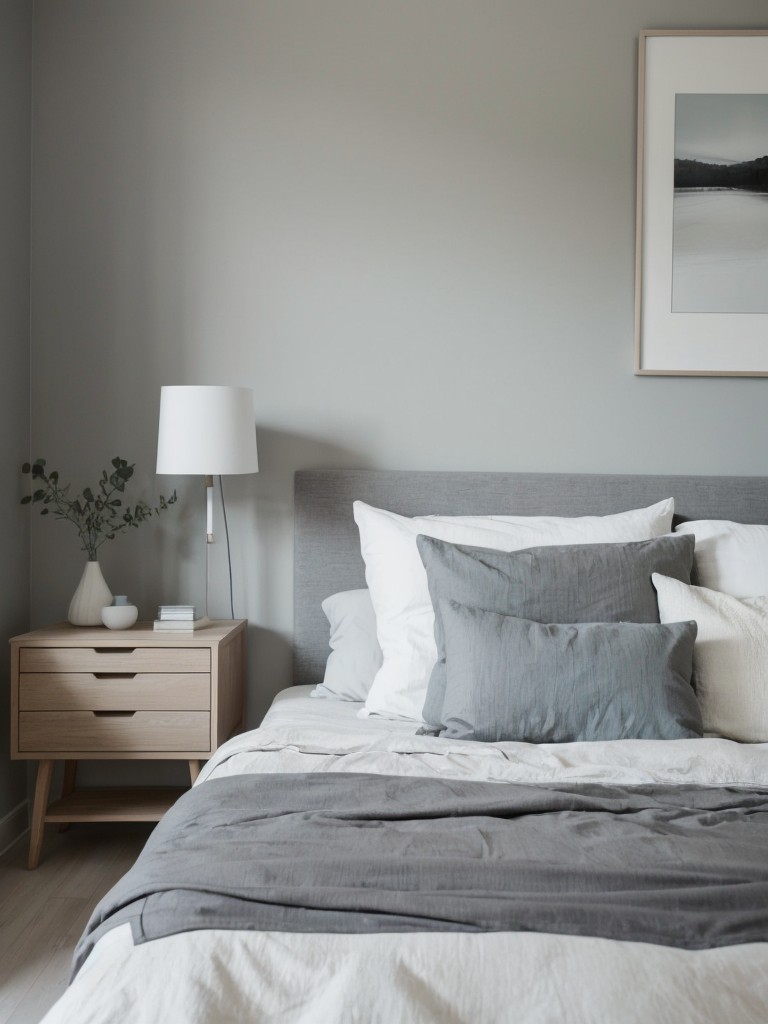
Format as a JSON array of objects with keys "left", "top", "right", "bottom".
[{"left": 42, "top": 469, "right": 768, "bottom": 1024}]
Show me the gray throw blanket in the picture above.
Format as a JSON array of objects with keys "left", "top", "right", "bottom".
[{"left": 73, "top": 773, "right": 768, "bottom": 976}]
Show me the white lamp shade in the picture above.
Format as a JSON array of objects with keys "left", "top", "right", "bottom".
[{"left": 156, "top": 385, "right": 258, "bottom": 475}]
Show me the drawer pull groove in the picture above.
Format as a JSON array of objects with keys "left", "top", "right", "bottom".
[
  {"left": 94, "top": 673, "right": 137, "bottom": 680},
  {"left": 92, "top": 711, "right": 137, "bottom": 718},
  {"left": 93, "top": 648, "right": 136, "bottom": 655}
]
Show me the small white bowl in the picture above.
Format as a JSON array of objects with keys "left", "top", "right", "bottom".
[{"left": 101, "top": 604, "right": 139, "bottom": 630}]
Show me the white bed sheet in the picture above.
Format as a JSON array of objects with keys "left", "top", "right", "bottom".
[
  {"left": 42, "top": 687, "right": 768, "bottom": 1024},
  {"left": 200, "top": 685, "right": 768, "bottom": 789}
]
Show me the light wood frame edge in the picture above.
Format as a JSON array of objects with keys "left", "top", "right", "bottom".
[{"left": 9, "top": 641, "right": 19, "bottom": 756}]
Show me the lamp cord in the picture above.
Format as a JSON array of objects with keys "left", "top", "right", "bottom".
[{"left": 219, "top": 474, "right": 236, "bottom": 619}]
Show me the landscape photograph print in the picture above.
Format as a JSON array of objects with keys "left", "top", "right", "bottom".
[{"left": 672, "top": 92, "right": 768, "bottom": 313}]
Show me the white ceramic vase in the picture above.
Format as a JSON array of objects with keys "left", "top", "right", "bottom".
[{"left": 68, "top": 560, "right": 113, "bottom": 626}]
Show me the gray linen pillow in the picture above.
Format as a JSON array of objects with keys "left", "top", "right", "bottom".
[
  {"left": 438, "top": 599, "right": 701, "bottom": 743},
  {"left": 312, "top": 589, "right": 382, "bottom": 702},
  {"left": 417, "top": 532, "right": 695, "bottom": 729}
]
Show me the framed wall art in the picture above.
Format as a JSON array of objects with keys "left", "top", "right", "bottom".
[{"left": 635, "top": 30, "right": 768, "bottom": 376}]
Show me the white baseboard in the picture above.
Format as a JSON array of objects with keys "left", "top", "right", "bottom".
[{"left": 0, "top": 800, "right": 29, "bottom": 857}]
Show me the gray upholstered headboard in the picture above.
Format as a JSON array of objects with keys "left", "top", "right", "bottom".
[{"left": 293, "top": 469, "right": 768, "bottom": 686}]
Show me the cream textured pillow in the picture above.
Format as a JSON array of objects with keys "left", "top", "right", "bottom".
[
  {"left": 652, "top": 573, "right": 768, "bottom": 742},
  {"left": 354, "top": 498, "right": 675, "bottom": 722},
  {"left": 674, "top": 520, "right": 768, "bottom": 597}
]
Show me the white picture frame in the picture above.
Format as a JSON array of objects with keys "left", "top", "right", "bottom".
[{"left": 635, "top": 30, "right": 768, "bottom": 376}]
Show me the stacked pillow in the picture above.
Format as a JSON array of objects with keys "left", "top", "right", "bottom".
[
  {"left": 313, "top": 589, "right": 382, "bottom": 702},
  {"left": 674, "top": 519, "right": 768, "bottom": 597},
  {"left": 437, "top": 603, "right": 699, "bottom": 743},
  {"left": 652, "top": 574, "right": 768, "bottom": 743},
  {"left": 318, "top": 505, "right": 768, "bottom": 745},
  {"left": 651, "top": 519, "right": 768, "bottom": 743},
  {"left": 417, "top": 533, "right": 698, "bottom": 740},
  {"left": 353, "top": 498, "right": 675, "bottom": 723}
]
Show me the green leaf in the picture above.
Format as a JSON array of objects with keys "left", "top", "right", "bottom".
[{"left": 20, "top": 455, "right": 176, "bottom": 547}]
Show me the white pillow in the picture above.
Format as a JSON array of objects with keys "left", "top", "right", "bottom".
[
  {"left": 311, "top": 589, "right": 382, "bottom": 702},
  {"left": 675, "top": 519, "right": 768, "bottom": 597},
  {"left": 652, "top": 573, "right": 768, "bottom": 742},
  {"left": 354, "top": 498, "right": 675, "bottom": 721}
]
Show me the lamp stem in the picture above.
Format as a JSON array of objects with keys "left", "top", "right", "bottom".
[{"left": 205, "top": 474, "right": 214, "bottom": 543}]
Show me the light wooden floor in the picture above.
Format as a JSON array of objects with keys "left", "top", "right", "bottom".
[{"left": 0, "top": 822, "right": 153, "bottom": 1024}]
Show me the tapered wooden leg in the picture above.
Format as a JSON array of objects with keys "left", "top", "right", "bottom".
[
  {"left": 189, "top": 760, "right": 203, "bottom": 784},
  {"left": 59, "top": 760, "right": 78, "bottom": 832},
  {"left": 28, "top": 759, "right": 54, "bottom": 870}
]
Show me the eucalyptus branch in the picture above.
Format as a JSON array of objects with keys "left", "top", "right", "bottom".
[{"left": 21, "top": 457, "right": 177, "bottom": 560}]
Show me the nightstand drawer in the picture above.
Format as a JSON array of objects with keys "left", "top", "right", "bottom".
[
  {"left": 18, "top": 673, "right": 210, "bottom": 712},
  {"left": 19, "top": 647, "right": 210, "bottom": 674},
  {"left": 18, "top": 711, "right": 210, "bottom": 752}
]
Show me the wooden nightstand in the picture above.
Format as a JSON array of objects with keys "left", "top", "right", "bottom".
[{"left": 9, "top": 619, "right": 247, "bottom": 868}]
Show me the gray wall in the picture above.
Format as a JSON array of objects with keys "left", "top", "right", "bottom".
[
  {"left": 30, "top": 1, "right": 768, "bottom": 749},
  {"left": 0, "top": 0, "right": 30, "bottom": 831}
]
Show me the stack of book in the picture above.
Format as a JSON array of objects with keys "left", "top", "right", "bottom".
[{"left": 154, "top": 605, "right": 208, "bottom": 631}]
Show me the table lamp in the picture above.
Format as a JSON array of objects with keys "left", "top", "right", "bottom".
[{"left": 156, "top": 385, "right": 258, "bottom": 616}]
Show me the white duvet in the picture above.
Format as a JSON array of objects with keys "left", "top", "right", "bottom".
[{"left": 42, "top": 687, "right": 768, "bottom": 1024}]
